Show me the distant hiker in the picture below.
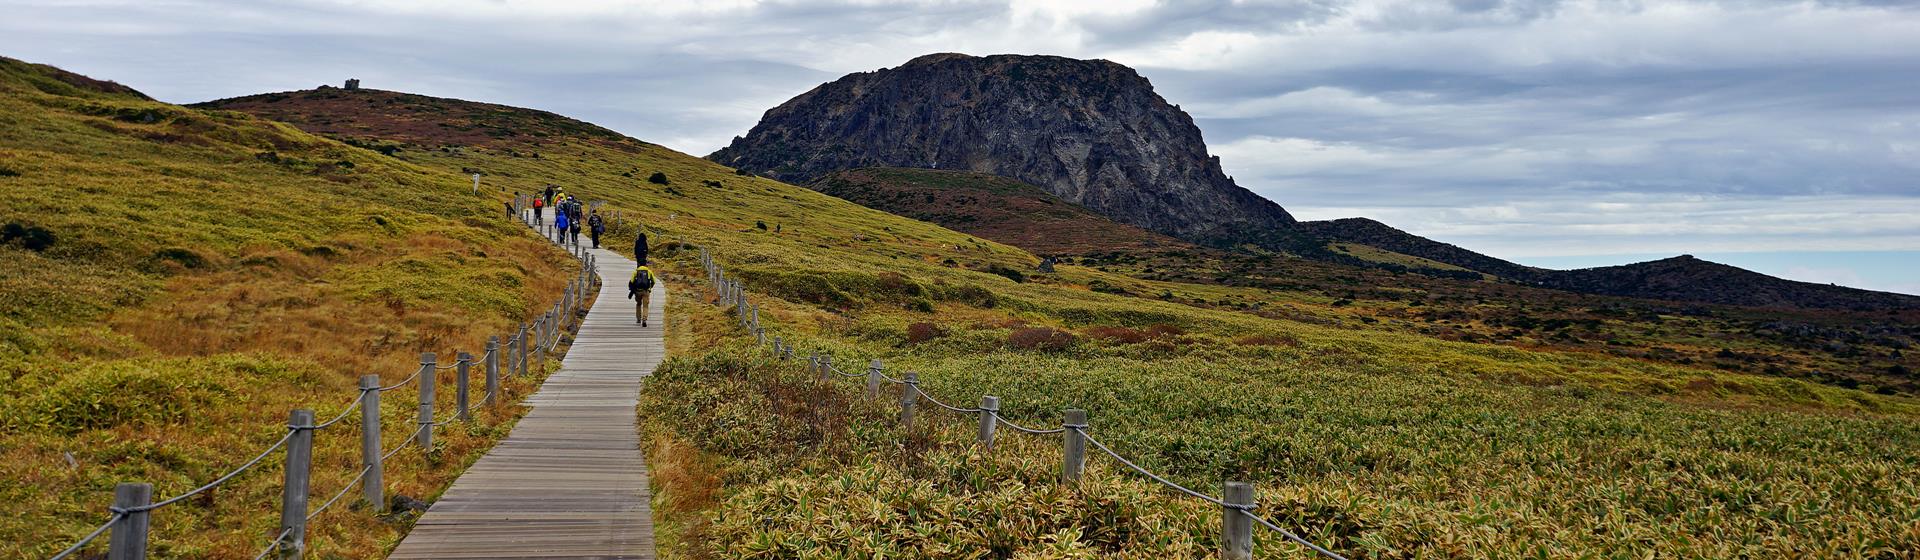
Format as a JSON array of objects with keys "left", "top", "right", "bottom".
[
  {"left": 588, "top": 211, "right": 605, "bottom": 249},
  {"left": 628, "top": 263, "right": 655, "bottom": 327},
  {"left": 543, "top": 185, "right": 557, "bottom": 206},
  {"left": 532, "top": 196, "right": 545, "bottom": 225},
  {"left": 554, "top": 206, "right": 570, "bottom": 244},
  {"left": 633, "top": 228, "right": 648, "bottom": 264},
  {"left": 503, "top": 200, "right": 513, "bottom": 219},
  {"left": 569, "top": 213, "right": 583, "bottom": 246}
]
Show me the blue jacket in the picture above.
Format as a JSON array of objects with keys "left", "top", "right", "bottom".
[{"left": 555, "top": 212, "right": 570, "bottom": 231}]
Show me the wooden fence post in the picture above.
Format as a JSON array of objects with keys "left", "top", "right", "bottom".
[
  {"left": 865, "top": 359, "right": 884, "bottom": 399},
  {"left": 1062, "top": 409, "right": 1087, "bottom": 484},
  {"left": 417, "top": 353, "right": 435, "bottom": 448},
  {"left": 107, "top": 482, "right": 151, "bottom": 560},
  {"left": 358, "top": 375, "right": 385, "bottom": 514},
  {"left": 485, "top": 337, "right": 500, "bottom": 406},
  {"left": 456, "top": 352, "right": 472, "bottom": 422},
  {"left": 537, "top": 314, "right": 549, "bottom": 371},
  {"left": 978, "top": 396, "right": 1000, "bottom": 451},
  {"left": 820, "top": 354, "right": 833, "bottom": 382},
  {"left": 899, "top": 372, "right": 918, "bottom": 428},
  {"left": 516, "top": 323, "right": 529, "bottom": 377},
  {"left": 1222, "top": 481, "right": 1254, "bottom": 560},
  {"left": 277, "top": 409, "right": 315, "bottom": 559}
]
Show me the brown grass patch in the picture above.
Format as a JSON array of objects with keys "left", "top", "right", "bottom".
[{"left": 1008, "top": 326, "right": 1075, "bottom": 351}]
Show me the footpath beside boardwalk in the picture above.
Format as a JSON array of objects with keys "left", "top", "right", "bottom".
[{"left": 389, "top": 222, "right": 662, "bottom": 559}]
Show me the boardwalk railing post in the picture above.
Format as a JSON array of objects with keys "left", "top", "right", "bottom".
[
  {"left": 537, "top": 314, "right": 550, "bottom": 371},
  {"left": 107, "top": 482, "right": 151, "bottom": 560},
  {"left": 820, "top": 354, "right": 833, "bottom": 382},
  {"left": 359, "top": 375, "right": 385, "bottom": 514},
  {"left": 485, "top": 337, "right": 500, "bottom": 406},
  {"left": 1223, "top": 481, "right": 1254, "bottom": 560},
  {"left": 516, "top": 324, "right": 529, "bottom": 377},
  {"left": 865, "top": 359, "right": 884, "bottom": 399},
  {"left": 1062, "top": 409, "right": 1087, "bottom": 484},
  {"left": 978, "top": 396, "right": 1000, "bottom": 451},
  {"left": 456, "top": 352, "right": 472, "bottom": 422},
  {"left": 418, "top": 353, "right": 436, "bottom": 448},
  {"left": 277, "top": 409, "right": 315, "bottom": 559},
  {"left": 899, "top": 372, "right": 918, "bottom": 429}
]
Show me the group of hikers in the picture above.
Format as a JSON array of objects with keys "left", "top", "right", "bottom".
[
  {"left": 513, "top": 185, "right": 656, "bottom": 328},
  {"left": 522, "top": 185, "right": 610, "bottom": 249}
]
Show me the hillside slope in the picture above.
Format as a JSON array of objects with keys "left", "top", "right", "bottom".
[
  {"left": 207, "top": 83, "right": 1920, "bottom": 558},
  {"left": 709, "top": 53, "right": 1295, "bottom": 244},
  {"left": 0, "top": 57, "right": 575, "bottom": 558},
  {"left": 1300, "top": 218, "right": 1546, "bottom": 281},
  {"left": 809, "top": 167, "right": 1190, "bottom": 255},
  {"left": 1543, "top": 255, "right": 1920, "bottom": 310}
]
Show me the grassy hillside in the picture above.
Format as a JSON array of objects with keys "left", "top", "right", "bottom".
[
  {"left": 809, "top": 167, "right": 1189, "bottom": 255},
  {"left": 0, "top": 58, "right": 576, "bottom": 558},
  {"left": 206, "top": 86, "right": 1920, "bottom": 557}
]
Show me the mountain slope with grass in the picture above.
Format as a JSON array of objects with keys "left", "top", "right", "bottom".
[
  {"left": 0, "top": 56, "right": 577, "bottom": 558},
  {"left": 808, "top": 167, "right": 1190, "bottom": 255},
  {"left": 206, "top": 82, "right": 1920, "bottom": 558}
]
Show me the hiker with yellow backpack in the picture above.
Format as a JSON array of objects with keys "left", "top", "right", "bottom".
[{"left": 628, "top": 262, "right": 655, "bottom": 327}]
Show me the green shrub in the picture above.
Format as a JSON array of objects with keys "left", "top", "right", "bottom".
[{"left": 986, "top": 265, "right": 1025, "bottom": 283}]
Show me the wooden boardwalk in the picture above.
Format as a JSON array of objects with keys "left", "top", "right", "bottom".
[{"left": 390, "top": 238, "right": 662, "bottom": 559}]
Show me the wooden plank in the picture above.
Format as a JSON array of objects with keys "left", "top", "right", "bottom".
[{"left": 389, "top": 238, "right": 662, "bottom": 559}]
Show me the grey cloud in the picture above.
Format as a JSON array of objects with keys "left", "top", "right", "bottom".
[{"left": 2, "top": 0, "right": 1916, "bottom": 263}]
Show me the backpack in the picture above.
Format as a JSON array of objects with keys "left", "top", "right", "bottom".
[
  {"left": 533, "top": 198, "right": 544, "bottom": 208},
  {"left": 630, "top": 267, "right": 655, "bottom": 292}
]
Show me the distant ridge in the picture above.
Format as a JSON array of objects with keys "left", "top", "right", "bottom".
[
  {"left": 1300, "top": 218, "right": 1547, "bottom": 281},
  {"left": 1539, "top": 255, "right": 1920, "bottom": 310},
  {"left": 1304, "top": 217, "right": 1920, "bottom": 310},
  {"left": 195, "top": 87, "right": 640, "bottom": 150}
]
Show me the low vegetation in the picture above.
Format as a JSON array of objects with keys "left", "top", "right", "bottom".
[
  {"left": 1, "top": 57, "right": 576, "bottom": 557},
  {"left": 198, "top": 83, "right": 1920, "bottom": 557}
]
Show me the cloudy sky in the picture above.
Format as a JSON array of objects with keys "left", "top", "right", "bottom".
[{"left": 5, "top": 0, "right": 1917, "bottom": 293}]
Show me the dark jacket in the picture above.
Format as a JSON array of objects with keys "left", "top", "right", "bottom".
[
  {"left": 634, "top": 231, "right": 648, "bottom": 264},
  {"left": 588, "top": 215, "right": 604, "bottom": 233}
]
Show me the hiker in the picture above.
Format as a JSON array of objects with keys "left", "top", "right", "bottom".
[
  {"left": 554, "top": 205, "right": 570, "bottom": 244},
  {"left": 543, "top": 184, "right": 557, "bottom": 206},
  {"left": 569, "top": 210, "right": 583, "bottom": 246},
  {"left": 587, "top": 210, "right": 605, "bottom": 249},
  {"left": 532, "top": 196, "right": 545, "bottom": 226},
  {"left": 633, "top": 227, "right": 648, "bottom": 264},
  {"left": 628, "top": 262, "right": 655, "bottom": 327}
]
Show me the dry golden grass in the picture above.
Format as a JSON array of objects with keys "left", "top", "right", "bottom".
[{"left": 0, "top": 57, "right": 583, "bottom": 558}]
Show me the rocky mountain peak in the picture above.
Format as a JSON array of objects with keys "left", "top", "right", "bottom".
[{"left": 710, "top": 53, "right": 1294, "bottom": 244}]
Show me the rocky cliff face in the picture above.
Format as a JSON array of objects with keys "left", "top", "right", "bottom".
[{"left": 709, "top": 53, "right": 1294, "bottom": 243}]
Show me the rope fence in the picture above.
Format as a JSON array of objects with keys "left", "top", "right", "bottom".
[
  {"left": 700, "top": 246, "right": 1349, "bottom": 560},
  {"left": 45, "top": 213, "right": 599, "bottom": 560}
]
